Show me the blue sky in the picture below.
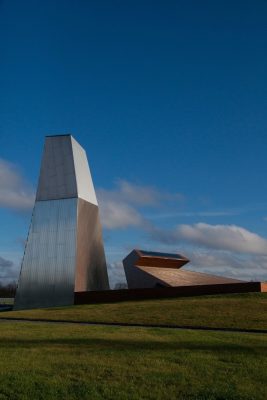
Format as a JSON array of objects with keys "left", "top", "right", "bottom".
[{"left": 0, "top": 0, "right": 267, "bottom": 287}]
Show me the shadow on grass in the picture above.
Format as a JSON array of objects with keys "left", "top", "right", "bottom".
[{"left": 0, "top": 337, "right": 264, "bottom": 354}]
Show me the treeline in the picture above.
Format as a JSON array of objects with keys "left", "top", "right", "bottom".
[{"left": 0, "top": 282, "right": 17, "bottom": 298}]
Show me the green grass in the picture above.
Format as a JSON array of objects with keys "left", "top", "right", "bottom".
[
  {"left": 0, "top": 321, "right": 266, "bottom": 400},
  {"left": 2, "top": 293, "right": 267, "bottom": 331}
]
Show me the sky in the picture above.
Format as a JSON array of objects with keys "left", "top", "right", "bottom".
[{"left": 0, "top": 0, "right": 267, "bottom": 287}]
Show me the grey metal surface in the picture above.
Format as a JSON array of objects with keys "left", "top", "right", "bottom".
[
  {"left": 36, "top": 135, "right": 98, "bottom": 204},
  {"left": 75, "top": 199, "right": 109, "bottom": 292},
  {"left": 14, "top": 199, "right": 77, "bottom": 309},
  {"left": 36, "top": 135, "right": 77, "bottom": 201},
  {"left": 15, "top": 134, "right": 110, "bottom": 310},
  {"left": 124, "top": 261, "right": 166, "bottom": 289}
]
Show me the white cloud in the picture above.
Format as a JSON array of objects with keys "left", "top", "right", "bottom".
[
  {"left": 150, "top": 223, "right": 267, "bottom": 256},
  {"left": 0, "top": 159, "right": 35, "bottom": 211},
  {"left": 0, "top": 256, "right": 13, "bottom": 269},
  {"left": 176, "top": 223, "right": 267, "bottom": 255},
  {"left": 99, "top": 199, "right": 144, "bottom": 229},
  {"left": 97, "top": 181, "right": 149, "bottom": 229},
  {"left": 0, "top": 255, "right": 19, "bottom": 284},
  {"left": 113, "top": 180, "right": 162, "bottom": 206},
  {"left": 98, "top": 179, "right": 184, "bottom": 207},
  {"left": 147, "top": 210, "right": 237, "bottom": 219},
  {"left": 97, "top": 180, "right": 183, "bottom": 230},
  {"left": 186, "top": 249, "right": 267, "bottom": 282}
]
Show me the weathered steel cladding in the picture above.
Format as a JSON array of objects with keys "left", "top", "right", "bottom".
[{"left": 75, "top": 199, "right": 110, "bottom": 292}]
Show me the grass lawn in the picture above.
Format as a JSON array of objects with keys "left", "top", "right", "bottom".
[
  {"left": 1, "top": 293, "right": 267, "bottom": 331},
  {"left": 0, "top": 321, "right": 266, "bottom": 400}
]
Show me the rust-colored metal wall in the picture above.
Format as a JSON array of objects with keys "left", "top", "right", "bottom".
[{"left": 74, "top": 281, "right": 265, "bottom": 305}]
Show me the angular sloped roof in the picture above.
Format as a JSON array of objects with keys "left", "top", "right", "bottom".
[{"left": 137, "top": 265, "right": 244, "bottom": 287}]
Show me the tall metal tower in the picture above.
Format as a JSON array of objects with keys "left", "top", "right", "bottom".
[{"left": 14, "top": 135, "right": 109, "bottom": 310}]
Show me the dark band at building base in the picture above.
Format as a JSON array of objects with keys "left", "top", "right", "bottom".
[{"left": 74, "top": 282, "right": 267, "bottom": 305}]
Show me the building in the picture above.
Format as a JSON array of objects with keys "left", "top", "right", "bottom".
[
  {"left": 123, "top": 249, "right": 244, "bottom": 289},
  {"left": 74, "top": 249, "right": 266, "bottom": 305},
  {"left": 14, "top": 135, "right": 109, "bottom": 310}
]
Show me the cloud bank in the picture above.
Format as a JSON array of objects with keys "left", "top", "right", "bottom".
[
  {"left": 97, "top": 179, "right": 183, "bottom": 229},
  {"left": 0, "top": 256, "right": 19, "bottom": 284},
  {"left": 177, "top": 223, "right": 267, "bottom": 256},
  {"left": 146, "top": 223, "right": 267, "bottom": 282},
  {"left": 97, "top": 180, "right": 267, "bottom": 283},
  {"left": 186, "top": 249, "right": 267, "bottom": 282},
  {"left": 0, "top": 159, "right": 35, "bottom": 211},
  {"left": 150, "top": 223, "right": 267, "bottom": 256}
]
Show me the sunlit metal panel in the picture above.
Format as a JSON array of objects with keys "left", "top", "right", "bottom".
[
  {"left": 14, "top": 134, "right": 110, "bottom": 310},
  {"left": 71, "top": 136, "right": 98, "bottom": 205},
  {"left": 15, "top": 199, "right": 77, "bottom": 309}
]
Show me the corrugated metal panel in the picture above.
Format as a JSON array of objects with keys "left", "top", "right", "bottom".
[
  {"left": 75, "top": 199, "right": 109, "bottom": 292},
  {"left": 15, "top": 135, "right": 110, "bottom": 310},
  {"left": 36, "top": 136, "right": 77, "bottom": 201},
  {"left": 14, "top": 198, "right": 78, "bottom": 309}
]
